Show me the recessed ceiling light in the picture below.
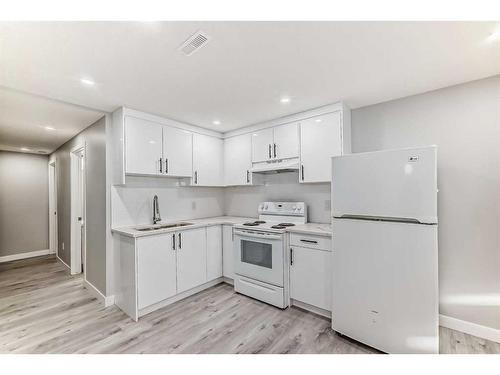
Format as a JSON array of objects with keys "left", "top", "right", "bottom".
[
  {"left": 80, "top": 78, "right": 95, "bottom": 86},
  {"left": 44, "top": 126, "right": 56, "bottom": 131},
  {"left": 212, "top": 120, "right": 221, "bottom": 126},
  {"left": 280, "top": 97, "right": 291, "bottom": 104},
  {"left": 315, "top": 119, "right": 322, "bottom": 123},
  {"left": 20, "top": 147, "right": 30, "bottom": 152},
  {"left": 486, "top": 29, "right": 500, "bottom": 42}
]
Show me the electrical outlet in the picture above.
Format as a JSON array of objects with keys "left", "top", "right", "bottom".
[
  {"left": 62, "top": 242, "right": 65, "bottom": 250},
  {"left": 324, "top": 200, "right": 331, "bottom": 210}
]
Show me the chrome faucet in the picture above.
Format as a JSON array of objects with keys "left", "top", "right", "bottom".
[{"left": 153, "top": 195, "right": 161, "bottom": 224}]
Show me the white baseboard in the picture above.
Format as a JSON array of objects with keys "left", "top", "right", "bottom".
[
  {"left": 83, "top": 279, "right": 115, "bottom": 307},
  {"left": 0, "top": 249, "right": 53, "bottom": 263},
  {"left": 440, "top": 314, "right": 500, "bottom": 344},
  {"left": 57, "top": 255, "right": 71, "bottom": 270}
]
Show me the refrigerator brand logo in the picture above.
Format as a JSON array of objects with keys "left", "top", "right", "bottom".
[{"left": 408, "top": 156, "right": 419, "bottom": 162}]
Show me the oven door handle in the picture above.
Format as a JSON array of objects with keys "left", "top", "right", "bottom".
[{"left": 233, "top": 230, "right": 282, "bottom": 241}]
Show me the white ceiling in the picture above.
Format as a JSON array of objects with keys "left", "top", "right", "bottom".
[
  {"left": 0, "top": 21, "right": 499, "bottom": 136},
  {"left": 0, "top": 87, "right": 104, "bottom": 154}
]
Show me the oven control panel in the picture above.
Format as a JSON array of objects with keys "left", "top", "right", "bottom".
[{"left": 258, "top": 201, "right": 306, "bottom": 216}]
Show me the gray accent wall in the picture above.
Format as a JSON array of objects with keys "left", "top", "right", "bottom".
[
  {"left": 0, "top": 151, "right": 49, "bottom": 257},
  {"left": 351, "top": 75, "right": 500, "bottom": 329},
  {"left": 50, "top": 116, "right": 107, "bottom": 294}
]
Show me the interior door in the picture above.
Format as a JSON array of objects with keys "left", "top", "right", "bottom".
[
  {"left": 224, "top": 134, "right": 252, "bottom": 185},
  {"left": 332, "top": 146, "right": 437, "bottom": 223},
  {"left": 290, "top": 246, "right": 332, "bottom": 311},
  {"left": 176, "top": 227, "right": 207, "bottom": 293},
  {"left": 273, "top": 122, "right": 299, "bottom": 160},
  {"left": 137, "top": 233, "right": 177, "bottom": 309},
  {"left": 332, "top": 218, "right": 438, "bottom": 354},
  {"left": 192, "top": 133, "right": 223, "bottom": 186},
  {"left": 251, "top": 128, "right": 274, "bottom": 162},
  {"left": 125, "top": 116, "right": 163, "bottom": 175},
  {"left": 162, "top": 125, "right": 193, "bottom": 177},
  {"left": 300, "top": 112, "right": 342, "bottom": 183}
]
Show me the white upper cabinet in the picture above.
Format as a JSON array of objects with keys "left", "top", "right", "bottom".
[
  {"left": 251, "top": 128, "right": 274, "bottom": 162},
  {"left": 125, "top": 116, "right": 163, "bottom": 176},
  {"left": 273, "top": 122, "right": 299, "bottom": 160},
  {"left": 162, "top": 125, "right": 192, "bottom": 177},
  {"left": 224, "top": 134, "right": 252, "bottom": 186},
  {"left": 300, "top": 111, "right": 349, "bottom": 183},
  {"left": 192, "top": 133, "right": 224, "bottom": 186}
]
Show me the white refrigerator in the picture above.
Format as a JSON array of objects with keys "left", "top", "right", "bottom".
[{"left": 331, "top": 146, "right": 438, "bottom": 354}]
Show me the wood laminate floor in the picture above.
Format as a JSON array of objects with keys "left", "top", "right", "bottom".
[{"left": 1, "top": 255, "right": 499, "bottom": 354}]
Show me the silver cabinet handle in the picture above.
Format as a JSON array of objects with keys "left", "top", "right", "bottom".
[
  {"left": 290, "top": 248, "right": 294, "bottom": 265},
  {"left": 301, "top": 164, "right": 304, "bottom": 181},
  {"left": 178, "top": 233, "right": 182, "bottom": 249},
  {"left": 246, "top": 170, "right": 250, "bottom": 183},
  {"left": 159, "top": 158, "right": 163, "bottom": 173},
  {"left": 165, "top": 158, "right": 168, "bottom": 174},
  {"left": 172, "top": 233, "right": 176, "bottom": 250},
  {"left": 268, "top": 144, "right": 272, "bottom": 159},
  {"left": 273, "top": 143, "right": 277, "bottom": 158},
  {"left": 194, "top": 171, "right": 198, "bottom": 184}
]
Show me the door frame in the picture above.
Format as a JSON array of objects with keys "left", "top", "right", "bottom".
[
  {"left": 48, "top": 160, "right": 58, "bottom": 256},
  {"left": 70, "top": 143, "right": 86, "bottom": 275}
]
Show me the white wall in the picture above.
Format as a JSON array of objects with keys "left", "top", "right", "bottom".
[
  {"left": 0, "top": 151, "right": 49, "bottom": 257},
  {"left": 111, "top": 177, "right": 225, "bottom": 228},
  {"left": 351, "top": 75, "right": 500, "bottom": 329},
  {"left": 224, "top": 173, "right": 331, "bottom": 223}
]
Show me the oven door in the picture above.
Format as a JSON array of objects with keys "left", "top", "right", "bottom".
[{"left": 233, "top": 229, "right": 284, "bottom": 287}]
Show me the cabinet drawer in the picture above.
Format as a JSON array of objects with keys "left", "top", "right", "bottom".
[{"left": 290, "top": 233, "right": 331, "bottom": 251}]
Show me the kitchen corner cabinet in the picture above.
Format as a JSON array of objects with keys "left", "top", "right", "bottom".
[
  {"left": 192, "top": 133, "right": 224, "bottom": 186},
  {"left": 224, "top": 133, "right": 252, "bottom": 186},
  {"left": 252, "top": 123, "right": 299, "bottom": 162},
  {"left": 206, "top": 225, "right": 223, "bottom": 281},
  {"left": 299, "top": 111, "right": 351, "bottom": 183}
]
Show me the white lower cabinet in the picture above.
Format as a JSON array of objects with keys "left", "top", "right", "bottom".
[
  {"left": 222, "top": 225, "right": 234, "bottom": 279},
  {"left": 137, "top": 233, "right": 177, "bottom": 309},
  {"left": 176, "top": 227, "right": 208, "bottom": 293},
  {"left": 206, "top": 225, "right": 222, "bottom": 281},
  {"left": 290, "top": 241, "right": 332, "bottom": 312}
]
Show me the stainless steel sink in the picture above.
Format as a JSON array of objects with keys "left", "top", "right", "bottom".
[{"left": 135, "top": 222, "right": 193, "bottom": 232}]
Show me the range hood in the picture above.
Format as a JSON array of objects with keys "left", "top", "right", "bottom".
[{"left": 250, "top": 158, "right": 300, "bottom": 174}]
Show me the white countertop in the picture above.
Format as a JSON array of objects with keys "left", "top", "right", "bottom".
[{"left": 112, "top": 216, "right": 332, "bottom": 238}]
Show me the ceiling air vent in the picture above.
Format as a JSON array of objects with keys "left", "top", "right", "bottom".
[{"left": 179, "top": 31, "right": 210, "bottom": 56}]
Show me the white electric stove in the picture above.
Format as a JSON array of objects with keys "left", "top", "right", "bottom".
[{"left": 232, "top": 202, "right": 307, "bottom": 308}]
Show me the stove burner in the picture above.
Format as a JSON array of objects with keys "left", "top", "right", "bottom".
[
  {"left": 278, "top": 223, "right": 295, "bottom": 227},
  {"left": 254, "top": 220, "right": 266, "bottom": 224},
  {"left": 243, "top": 222, "right": 259, "bottom": 226},
  {"left": 271, "top": 225, "right": 286, "bottom": 229}
]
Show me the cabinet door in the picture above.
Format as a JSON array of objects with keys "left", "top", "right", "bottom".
[
  {"left": 137, "top": 233, "right": 177, "bottom": 309},
  {"left": 224, "top": 134, "right": 252, "bottom": 186},
  {"left": 251, "top": 128, "right": 274, "bottom": 162},
  {"left": 206, "top": 225, "right": 222, "bottom": 281},
  {"left": 273, "top": 122, "right": 299, "bottom": 160},
  {"left": 300, "top": 112, "right": 342, "bottom": 183},
  {"left": 290, "top": 246, "right": 332, "bottom": 311},
  {"left": 176, "top": 227, "right": 207, "bottom": 293},
  {"left": 192, "top": 133, "right": 224, "bottom": 186},
  {"left": 163, "top": 125, "right": 193, "bottom": 177},
  {"left": 222, "top": 225, "right": 234, "bottom": 279},
  {"left": 125, "top": 116, "right": 163, "bottom": 176}
]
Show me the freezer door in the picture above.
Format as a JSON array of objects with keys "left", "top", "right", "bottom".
[
  {"left": 332, "top": 146, "right": 437, "bottom": 224},
  {"left": 331, "top": 218, "right": 438, "bottom": 354}
]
